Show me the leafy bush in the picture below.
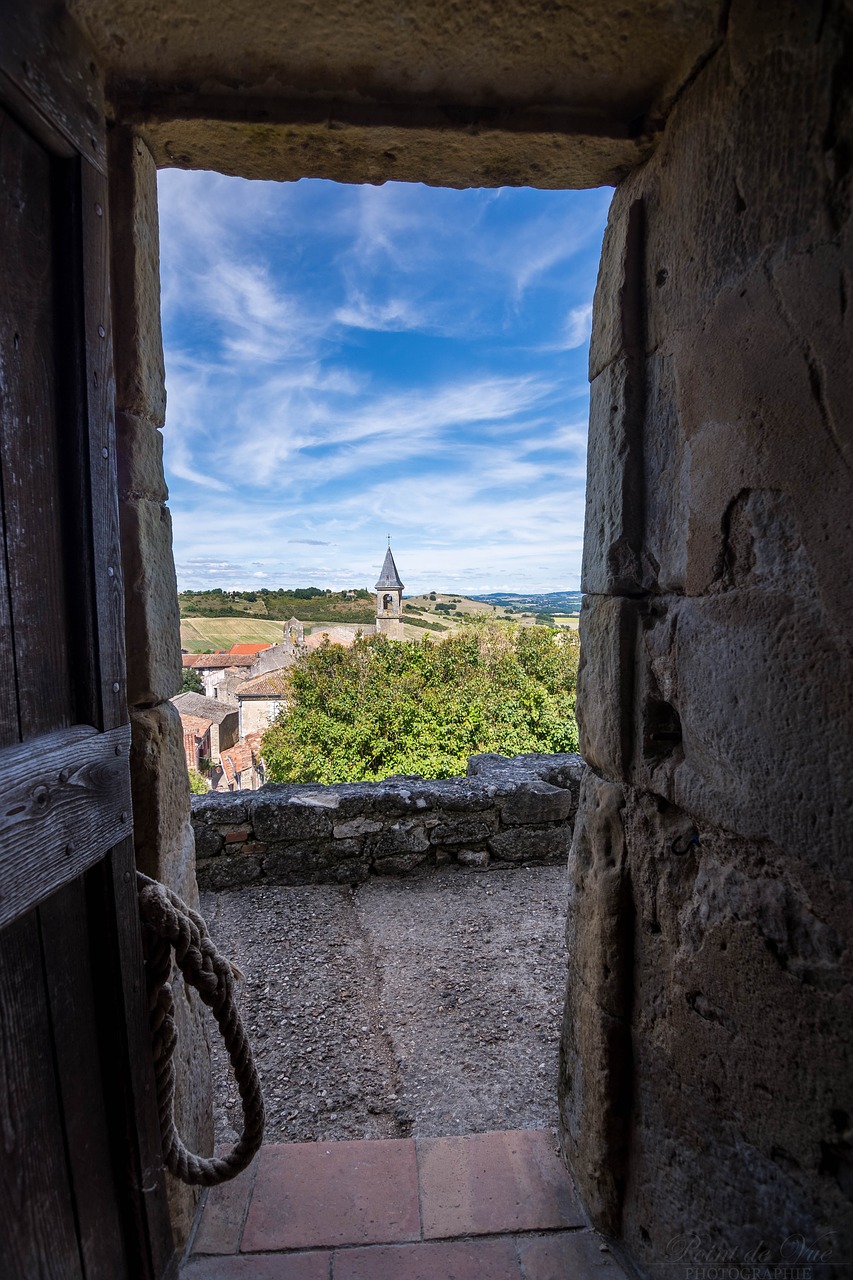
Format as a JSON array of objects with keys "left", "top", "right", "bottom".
[
  {"left": 261, "top": 624, "right": 579, "bottom": 784},
  {"left": 187, "top": 769, "right": 209, "bottom": 794}
]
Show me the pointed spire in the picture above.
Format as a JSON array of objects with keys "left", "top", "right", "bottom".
[{"left": 375, "top": 545, "right": 404, "bottom": 591}]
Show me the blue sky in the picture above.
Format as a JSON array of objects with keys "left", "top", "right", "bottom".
[{"left": 157, "top": 173, "right": 611, "bottom": 595}]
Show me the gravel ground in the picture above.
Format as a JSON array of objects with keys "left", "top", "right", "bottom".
[{"left": 199, "top": 864, "right": 569, "bottom": 1147}]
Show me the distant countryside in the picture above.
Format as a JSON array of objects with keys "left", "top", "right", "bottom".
[
  {"left": 178, "top": 588, "right": 581, "bottom": 653},
  {"left": 175, "top": 585, "right": 582, "bottom": 788}
]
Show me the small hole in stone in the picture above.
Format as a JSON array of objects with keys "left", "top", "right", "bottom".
[
  {"left": 655, "top": 268, "right": 668, "bottom": 287},
  {"left": 640, "top": 1227, "right": 651, "bottom": 1243},
  {"left": 643, "top": 699, "right": 682, "bottom": 760}
]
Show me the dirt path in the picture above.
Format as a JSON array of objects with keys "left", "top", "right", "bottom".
[{"left": 200, "top": 864, "right": 569, "bottom": 1147}]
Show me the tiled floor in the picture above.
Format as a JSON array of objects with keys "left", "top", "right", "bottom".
[{"left": 182, "top": 1129, "right": 626, "bottom": 1279}]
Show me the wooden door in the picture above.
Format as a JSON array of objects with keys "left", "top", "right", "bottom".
[{"left": 0, "top": 7, "right": 176, "bottom": 1278}]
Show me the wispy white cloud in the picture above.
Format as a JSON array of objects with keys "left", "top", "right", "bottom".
[
  {"left": 157, "top": 173, "right": 609, "bottom": 593},
  {"left": 563, "top": 302, "right": 594, "bottom": 350},
  {"left": 335, "top": 293, "right": 423, "bottom": 332}
]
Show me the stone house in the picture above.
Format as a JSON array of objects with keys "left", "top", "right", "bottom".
[
  {"left": 218, "top": 733, "right": 265, "bottom": 792},
  {"left": 1, "top": 3, "right": 849, "bottom": 1275},
  {"left": 180, "top": 714, "right": 212, "bottom": 773},
  {"left": 181, "top": 651, "right": 255, "bottom": 700},
  {"left": 235, "top": 669, "right": 291, "bottom": 738},
  {"left": 171, "top": 692, "right": 239, "bottom": 764},
  {"left": 247, "top": 639, "right": 300, "bottom": 674},
  {"left": 284, "top": 617, "right": 305, "bottom": 645}
]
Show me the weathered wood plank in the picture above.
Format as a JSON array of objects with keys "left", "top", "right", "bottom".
[
  {"left": 0, "top": 723, "right": 132, "bottom": 926},
  {"left": 0, "top": 18, "right": 174, "bottom": 1276},
  {"left": 0, "top": 107, "right": 74, "bottom": 741},
  {"left": 0, "top": 483, "right": 19, "bottom": 750},
  {"left": 40, "top": 880, "right": 130, "bottom": 1279},
  {"left": 88, "top": 841, "right": 179, "bottom": 1280},
  {"left": 49, "top": 153, "right": 101, "bottom": 736},
  {"left": 0, "top": 0, "right": 105, "bottom": 173},
  {"left": 0, "top": 911, "right": 84, "bottom": 1280},
  {"left": 80, "top": 160, "right": 128, "bottom": 732}
]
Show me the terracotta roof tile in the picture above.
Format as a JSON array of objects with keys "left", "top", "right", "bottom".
[
  {"left": 182, "top": 653, "right": 256, "bottom": 669},
  {"left": 236, "top": 670, "right": 291, "bottom": 698},
  {"left": 221, "top": 741, "right": 253, "bottom": 772},
  {"left": 180, "top": 713, "right": 213, "bottom": 736},
  {"left": 230, "top": 643, "right": 273, "bottom": 654},
  {"left": 220, "top": 738, "right": 258, "bottom": 785}
]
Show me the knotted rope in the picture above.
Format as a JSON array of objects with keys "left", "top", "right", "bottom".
[{"left": 137, "top": 871, "right": 264, "bottom": 1185}]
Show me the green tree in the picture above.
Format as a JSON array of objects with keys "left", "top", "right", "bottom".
[
  {"left": 187, "top": 768, "right": 208, "bottom": 794},
  {"left": 261, "top": 624, "right": 579, "bottom": 784},
  {"left": 181, "top": 667, "right": 204, "bottom": 694}
]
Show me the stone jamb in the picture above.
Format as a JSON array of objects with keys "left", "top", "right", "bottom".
[{"left": 108, "top": 124, "right": 213, "bottom": 1246}]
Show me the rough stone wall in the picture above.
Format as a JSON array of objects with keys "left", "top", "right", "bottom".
[
  {"left": 109, "top": 127, "right": 213, "bottom": 1246},
  {"left": 192, "top": 753, "right": 583, "bottom": 890},
  {"left": 562, "top": 1, "right": 853, "bottom": 1271},
  {"left": 72, "top": 0, "right": 728, "bottom": 190}
]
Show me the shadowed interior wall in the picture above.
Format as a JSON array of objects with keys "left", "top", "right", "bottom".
[
  {"left": 109, "top": 125, "right": 214, "bottom": 1245},
  {"left": 71, "top": 0, "right": 728, "bottom": 189},
  {"left": 561, "top": 0, "right": 853, "bottom": 1269}
]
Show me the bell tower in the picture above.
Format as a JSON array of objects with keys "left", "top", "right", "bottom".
[{"left": 375, "top": 543, "right": 405, "bottom": 640}]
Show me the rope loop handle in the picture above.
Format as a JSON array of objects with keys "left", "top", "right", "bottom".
[{"left": 137, "top": 872, "right": 264, "bottom": 1185}]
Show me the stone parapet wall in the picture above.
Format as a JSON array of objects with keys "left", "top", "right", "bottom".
[{"left": 192, "top": 753, "right": 583, "bottom": 890}]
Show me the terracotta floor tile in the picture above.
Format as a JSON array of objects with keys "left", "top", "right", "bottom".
[
  {"left": 183, "top": 1251, "right": 330, "bottom": 1279},
  {"left": 333, "top": 1237, "right": 521, "bottom": 1280},
  {"left": 192, "top": 1158, "right": 260, "bottom": 1256},
  {"left": 418, "top": 1130, "right": 584, "bottom": 1239},
  {"left": 241, "top": 1138, "right": 421, "bottom": 1252},
  {"left": 517, "top": 1231, "right": 628, "bottom": 1280}
]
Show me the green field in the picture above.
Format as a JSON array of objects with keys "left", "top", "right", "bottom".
[
  {"left": 180, "top": 617, "right": 287, "bottom": 652},
  {"left": 180, "top": 596, "right": 578, "bottom": 652},
  {"left": 178, "top": 587, "right": 375, "bottom": 624},
  {"left": 404, "top": 594, "right": 560, "bottom": 630}
]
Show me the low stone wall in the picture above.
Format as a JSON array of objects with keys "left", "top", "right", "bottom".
[{"left": 192, "top": 753, "right": 584, "bottom": 890}]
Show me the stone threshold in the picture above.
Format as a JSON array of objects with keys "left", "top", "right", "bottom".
[{"left": 182, "top": 1128, "right": 625, "bottom": 1279}]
